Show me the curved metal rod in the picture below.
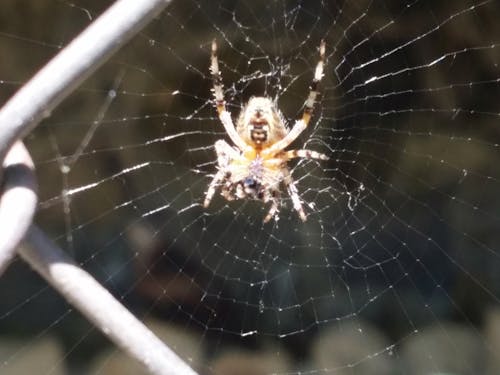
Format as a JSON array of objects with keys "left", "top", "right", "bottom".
[
  {"left": 19, "top": 226, "right": 198, "bottom": 375},
  {"left": 0, "top": 141, "right": 37, "bottom": 275},
  {"left": 0, "top": 0, "right": 172, "bottom": 165},
  {"left": 0, "top": 0, "right": 198, "bottom": 373}
]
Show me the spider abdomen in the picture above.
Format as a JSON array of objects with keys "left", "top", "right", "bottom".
[
  {"left": 237, "top": 157, "right": 267, "bottom": 199},
  {"left": 224, "top": 156, "right": 281, "bottom": 203},
  {"left": 242, "top": 177, "right": 264, "bottom": 199}
]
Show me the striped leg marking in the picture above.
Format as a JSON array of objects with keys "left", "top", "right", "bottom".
[
  {"left": 262, "top": 40, "right": 325, "bottom": 157},
  {"left": 210, "top": 39, "right": 249, "bottom": 152},
  {"left": 283, "top": 149, "right": 328, "bottom": 161}
]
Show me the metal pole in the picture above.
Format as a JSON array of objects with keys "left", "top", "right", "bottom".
[
  {"left": 19, "top": 226, "right": 198, "bottom": 375},
  {"left": 0, "top": 0, "right": 172, "bottom": 163},
  {"left": 0, "top": 142, "right": 37, "bottom": 274},
  {"left": 0, "top": 0, "right": 199, "bottom": 373}
]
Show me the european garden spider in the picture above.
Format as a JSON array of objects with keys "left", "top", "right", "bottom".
[{"left": 204, "top": 40, "right": 327, "bottom": 222}]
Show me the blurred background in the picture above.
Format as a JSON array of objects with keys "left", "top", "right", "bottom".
[{"left": 0, "top": 0, "right": 499, "bottom": 374}]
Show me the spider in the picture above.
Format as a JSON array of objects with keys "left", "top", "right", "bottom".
[{"left": 203, "top": 39, "right": 328, "bottom": 222}]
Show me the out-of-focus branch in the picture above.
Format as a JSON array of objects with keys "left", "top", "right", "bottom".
[
  {"left": 19, "top": 226, "right": 198, "bottom": 375},
  {"left": 0, "top": 142, "right": 37, "bottom": 275},
  {"left": 0, "top": 0, "right": 171, "bottom": 164}
]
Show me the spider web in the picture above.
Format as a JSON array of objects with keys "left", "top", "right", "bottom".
[{"left": 1, "top": 0, "right": 500, "bottom": 374}]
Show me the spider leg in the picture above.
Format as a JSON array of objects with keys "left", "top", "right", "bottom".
[
  {"left": 222, "top": 182, "right": 236, "bottom": 201},
  {"left": 214, "top": 139, "right": 240, "bottom": 163},
  {"left": 282, "top": 168, "right": 307, "bottom": 222},
  {"left": 302, "top": 40, "right": 326, "bottom": 127},
  {"left": 210, "top": 39, "right": 226, "bottom": 115},
  {"left": 235, "top": 183, "right": 245, "bottom": 199},
  {"left": 262, "top": 40, "right": 325, "bottom": 157},
  {"left": 283, "top": 149, "right": 328, "bottom": 161},
  {"left": 204, "top": 169, "right": 226, "bottom": 208},
  {"left": 211, "top": 40, "right": 250, "bottom": 152},
  {"left": 263, "top": 190, "right": 280, "bottom": 223},
  {"left": 204, "top": 139, "right": 239, "bottom": 207}
]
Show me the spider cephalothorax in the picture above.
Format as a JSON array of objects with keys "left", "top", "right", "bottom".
[{"left": 204, "top": 40, "right": 327, "bottom": 222}]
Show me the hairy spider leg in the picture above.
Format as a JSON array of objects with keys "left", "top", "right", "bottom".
[
  {"left": 263, "top": 189, "right": 281, "bottom": 223},
  {"left": 262, "top": 40, "right": 325, "bottom": 157},
  {"left": 204, "top": 139, "right": 240, "bottom": 208},
  {"left": 282, "top": 168, "right": 307, "bottom": 222},
  {"left": 210, "top": 40, "right": 249, "bottom": 152},
  {"left": 204, "top": 169, "right": 226, "bottom": 208},
  {"left": 283, "top": 149, "right": 329, "bottom": 161}
]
